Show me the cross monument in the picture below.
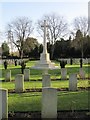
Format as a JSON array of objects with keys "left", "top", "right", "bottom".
[
  {"left": 41, "top": 20, "right": 49, "bottom": 54},
  {"left": 31, "top": 20, "right": 59, "bottom": 70}
]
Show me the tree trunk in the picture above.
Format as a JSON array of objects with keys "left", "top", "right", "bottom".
[
  {"left": 51, "top": 44, "right": 55, "bottom": 60},
  {"left": 20, "top": 50, "right": 23, "bottom": 59},
  {"left": 19, "top": 50, "right": 23, "bottom": 59}
]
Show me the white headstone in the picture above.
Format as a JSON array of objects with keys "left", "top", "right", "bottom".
[
  {"left": 15, "top": 74, "right": 24, "bottom": 93},
  {"left": 0, "top": 88, "right": 8, "bottom": 119},
  {"left": 42, "top": 87, "right": 57, "bottom": 118},
  {"left": 79, "top": 68, "right": 85, "bottom": 79},
  {"left": 61, "top": 68, "right": 67, "bottom": 80},
  {"left": 5, "top": 70, "right": 11, "bottom": 82},
  {"left": 42, "top": 74, "right": 51, "bottom": 87},
  {"left": 69, "top": 74, "right": 77, "bottom": 91},
  {"left": 24, "top": 69, "right": 30, "bottom": 81}
]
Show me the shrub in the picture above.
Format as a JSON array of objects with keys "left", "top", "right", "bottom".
[{"left": 60, "top": 60, "right": 67, "bottom": 68}]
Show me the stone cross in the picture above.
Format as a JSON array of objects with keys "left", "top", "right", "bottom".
[{"left": 41, "top": 20, "right": 49, "bottom": 54}]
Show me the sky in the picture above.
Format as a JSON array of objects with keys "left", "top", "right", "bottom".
[{"left": 0, "top": 0, "right": 89, "bottom": 45}]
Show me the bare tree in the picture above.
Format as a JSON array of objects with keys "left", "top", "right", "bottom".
[
  {"left": 73, "top": 16, "right": 88, "bottom": 37},
  {"left": 7, "top": 17, "right": 34, "bottom": 58},
  {"left": 37, "top": 13, "right": 68, "bottom": 59},
  {"left": 72, "top": 16, "right": 88, "bottom": 58}
]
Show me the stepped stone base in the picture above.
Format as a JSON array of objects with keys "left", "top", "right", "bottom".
[{"left": 31, "top": 52, "right": 59, "bottom": 70}]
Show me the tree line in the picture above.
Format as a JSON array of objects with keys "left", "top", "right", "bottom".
[{"left": 1, "top": 13, "right": 90, "bottom": 59}]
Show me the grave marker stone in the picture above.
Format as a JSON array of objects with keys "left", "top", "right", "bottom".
[
  {"left": 15, "top": 74, "right": 24, "bottom": 93},
  {"left": 42, "top": 87, "right": 57, "bottom": 118},
  {"left": 0, "top": 88, "right": 8, "bottom": 119},
  {"left": 69, "top": 73, "right": 77, "bottom": 91},
  {"left": 42, "top": 74, "right": 51, "bottom": 87},
  {"left": 79, "top": 68, "right": 85, "bottom": 79},
  {"left": 61, "top": 68, "right": 67, "bottom": 79},
  {"left": 24, "top": 69, "right": 30, "bottom": 81},
  {"left": 5, "top": 70, "right": 11, "bottom": 82}
]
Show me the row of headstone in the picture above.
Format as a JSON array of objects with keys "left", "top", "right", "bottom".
[
  {"left": 59, "top": 58, "right": 89, "bottom": 64},
  {"left": 43, "top": 73, "right": 77, "bottom": 91},
  {"left": 1, "top": 58, "right": 89, "bottom": 66},
  {"left": 2, "top": 59, "right": 21, "bottom": 65},
  {"left": 15, "top": 73, "right": 77, "bottom": 118},
  {"left": 0, "top": 70, "right": 29, "bottom": 119},
  {"left": 61, "top": 68, "right": 85, "bottom": 79},
  {"left": 0, "top": 87, "right": 57, "bottom": 119},
  {"left": 14, "top": 72, "right": 78, "bottom": 93},
  {"left": 0, "top": 73, "right": 78, "bottom": 119},
  {"left": 4, "top": 69, "right": 30, "bottom": 82},
  {"left": 4, "top": 67, "right": 86, "bottom": 82},
  {"left": 42, "top": 72, "right": 78, "bottom": 118}
]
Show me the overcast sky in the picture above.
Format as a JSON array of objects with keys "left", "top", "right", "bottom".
[{"left": 0, "top": 0, "right": 89, "bottom": 44}]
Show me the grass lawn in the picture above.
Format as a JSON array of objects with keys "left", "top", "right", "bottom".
[
  {"left": 8, "top": 91, "right": 89, "bottom": 112},
  {"left": 0, "top": 60, "right": 89, "bottom": 81},
  {"left": 1, "top": 79, "right": 89, "bottom": 112},
  {"left": 1, "top": 80, "right": 89, "bottom": 90},
  {"left": 0, "top": 60, "right": 89, "bottom": 113}
]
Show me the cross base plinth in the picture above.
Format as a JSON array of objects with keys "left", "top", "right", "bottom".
[{"left": 31, "top": 52, "right": 58, "bottom": 70}]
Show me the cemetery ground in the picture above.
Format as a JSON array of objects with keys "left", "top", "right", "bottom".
[{"left": 0, "top": 60, "right": 90, "bottom": 118}]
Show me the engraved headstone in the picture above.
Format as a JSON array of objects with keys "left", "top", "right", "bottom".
[
  {"left": 0, "top": 89, "right": 8, "bottom": 119},
  {"left": 69, "top": 74, "right": 77, "bottom": 91},
  {"left": 42, "top": 74, "right": 51, "bottom": 87},
  {"left": 24, "top": 69, "right": 30, "bottom": 81},
  {"left": 42, "top": 87, "right": 57, "bottom": 118},
  {"left": 15, "top": 74, "right": 24, "bottom": 93}
]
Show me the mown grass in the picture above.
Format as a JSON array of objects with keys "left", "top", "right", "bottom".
[
  {"left": 0, "top": 60, "right": 89, "bottom": 80},
  {"left": 1, "top": 80, "right": 89, "bottom": 90},
  {"left": 0, "top": 60, "right": 90, "bottom": 112},
  {"left": 8, "top": 91, "right": 89, "bottom": 112}
]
